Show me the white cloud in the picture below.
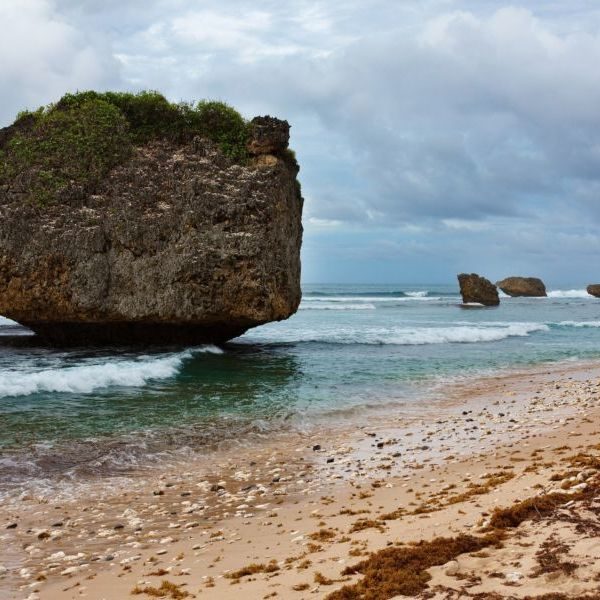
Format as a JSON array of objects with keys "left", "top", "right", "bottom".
[
  {"left": 442, "top": 219, "right": 491, "bottom": 231},
  {"left": 0, "top": 0, "right": 120, "bottom": 123},
  {"left": 307, "top": 217, "right": 343, "bottom": 228}
]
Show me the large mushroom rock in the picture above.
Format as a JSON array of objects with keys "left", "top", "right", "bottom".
[
  {"left": 457, "top": 273, "right": 500, "bottom": 306},
  {"left": 0, "top": 93, "right": 303, "bottom": 345},
  {"left": 587, "top": 285, "right": 600, "bottom": 298},
  {"left": 496, "top": 277, "right": 547, "bottom": 297}
]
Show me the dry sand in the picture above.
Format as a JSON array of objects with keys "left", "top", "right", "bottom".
[{"left": 3, "top": 361, "right": 600, "bottom": 599}]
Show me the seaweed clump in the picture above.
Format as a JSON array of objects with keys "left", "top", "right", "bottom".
[
  {"left": 131, "top": 580, "right": 189, "bottom": 599},
  {"left": 487, "top": 492, "right": 572, "bottom": 529},
  {"left": 224, "top": 560, "right": 280, "bottom": 581},
  {"left": 325, "top": 533, "right": 502, "bottom": 600}
]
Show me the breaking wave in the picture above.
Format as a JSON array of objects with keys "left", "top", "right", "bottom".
[
  {"left": 300, "top": 302, "right": 376, "bottom": 310},
  {"left": 248, "top": 323, "right": 549, "bottom": 345},
  {"left": 0, "top": 346, "right": 223, "bottom": 398},
  {"left": 300, "top": 295, "right": 443, "bottom": 308},
  {"left": 547, "top": 289, "right": 592, "bottom": 298},
  {"left": 556, "top": 321, "right": 600, "bottom": 328}
]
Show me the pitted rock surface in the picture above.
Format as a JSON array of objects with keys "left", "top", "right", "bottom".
[
  {"left": 587, "top": 285, "right": 600, "bottom": 298},
  {"left": 497, "top": 277, "right": 547, "bottom": 297},
  {"left": 247, "top": 116, "right": 290, "bottom": 156},
  {"left": 0, "top": 135, "right": 303, "bottom": 344},
  {"left": 457, "top": 273, "right": 500, "bottom": 306}
]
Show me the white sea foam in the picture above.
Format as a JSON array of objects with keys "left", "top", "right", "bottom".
[
  {"left": 302, "top": 296, "right": 442, "bottom": 304},
  {"left": 396, "top": 296, "right": 442, "bottom": 302},
  {"left": 247, "top": 323, "right": 548, "bottom": 345},
  {"left": 556, "top": 321, "right": 600, "bottom": 328},
  {"left": 547, "top": 289, "right": 592, "bottom": 298},
  {"left": 384, "top": 323, "right": 549, "bottom": 345},
  {"left": 0, "top": 346, "right": 222, "bottom": 398},
  {"left": 300, "top": 303, "right": 376, "bottom": 310},
  {"left": 405, "top": 291, "right": 428, "bottom": 298}
]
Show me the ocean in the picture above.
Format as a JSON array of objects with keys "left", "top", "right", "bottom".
[{"left": 1, "top": 283, "right": 600, "bottom": 497}]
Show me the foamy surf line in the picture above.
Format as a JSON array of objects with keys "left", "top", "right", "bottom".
[
  {"left": 300, "top": 303, "right": 376, "bottom": 310},
  {"left": 548, "top": 289, "right": 593, "bottom": 298},
  {"left": 0, "top": 346, "right": 223, "bottom": 398},
  {"left": 300, "top": 296, "right": 444, "bottom": 308},
  {"left": 248, "top": 323, "right": 549, "bottom": 345}
]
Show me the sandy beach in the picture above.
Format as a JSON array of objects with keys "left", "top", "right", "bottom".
[{"left": 1, "top": 360, "right": 600, "bottom": 599}]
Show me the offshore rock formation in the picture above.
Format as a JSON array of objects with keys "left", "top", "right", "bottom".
[
  {"left": 587, "top": 285, "right": 600, "bottom": 298},
  {"left": 457, "top": 273, "right": 500, "bottom": 306},
  {"left": 497, "top": 277, "right": 547, "bottom": 297},
  {"left": 0, "top": 96, "right": 303, "bottom": 345}
]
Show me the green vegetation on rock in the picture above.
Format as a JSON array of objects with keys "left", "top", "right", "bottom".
[
  {"left": 0, "top": 91, "right": 251, "bottom": 205},
  {"left": 1, "top": 98, "right": 131, "bottom": 205}
]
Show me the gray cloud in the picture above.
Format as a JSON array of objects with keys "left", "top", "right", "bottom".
[
  {"left": 0, "top": 0, "right": 121, "bottom": 122},
  {"left": 3, "top": 1, "right": 600, "bottom": 282}
]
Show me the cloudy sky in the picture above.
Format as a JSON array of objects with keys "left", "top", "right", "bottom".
[{"left": 3, "top": 1, "right": 600, "bottom": 284}]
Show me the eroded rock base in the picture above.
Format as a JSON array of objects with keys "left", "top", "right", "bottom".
[{"left": 22, "top": 321, "right": 250, "bottom": 346}]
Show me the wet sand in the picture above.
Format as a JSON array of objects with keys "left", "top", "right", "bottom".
[{"left": 3, "top": 360, "right": 600, "bottom": 599}]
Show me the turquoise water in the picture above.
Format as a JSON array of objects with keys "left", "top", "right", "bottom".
[{"left": 1, "top": 283, "right": 600, "bottom": 489}]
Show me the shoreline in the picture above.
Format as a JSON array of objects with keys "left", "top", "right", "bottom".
[
  {"left": 0, "top": 354, "right": 594, "bottom": 502},
  {"left": 2, "top": 358, "right": 600, "bottom": 598}
]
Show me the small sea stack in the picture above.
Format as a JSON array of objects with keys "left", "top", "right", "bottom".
[
  {"left": 587, "top": 285, "right": 600, "bottom": 298},
  {"left": 496, "top": 276, "right": 547, "bottom": 297},
  {"left": 457, "top": 273, "right": 500, "bottom": 306}
]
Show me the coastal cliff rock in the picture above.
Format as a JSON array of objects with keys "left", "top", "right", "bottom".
[
  {"left": 457, "top": 273, "right": 500, "bottom": 306},
  {"left": 587, "top": 285, "right": 600, "bottom": 298},
  {"left": 0, "top": 92, "right": 303, "bottom": 344},
  {"left": 496, "top": 277, "right": 547, "bottom": 297}
]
